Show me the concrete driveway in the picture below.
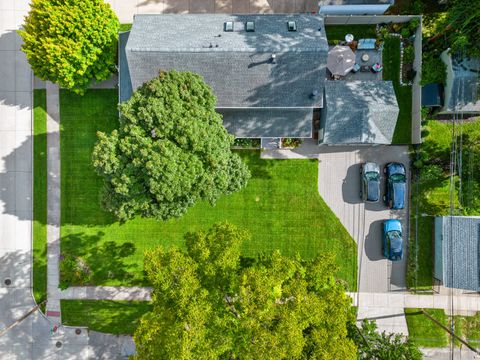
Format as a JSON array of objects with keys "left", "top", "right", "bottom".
[{"left": 317, "top": 146, "right": 410, "bottom": 293}]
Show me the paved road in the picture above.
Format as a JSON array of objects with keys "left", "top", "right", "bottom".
[{"left": 317, "top": 146, "right": 410, "bottom": 293}]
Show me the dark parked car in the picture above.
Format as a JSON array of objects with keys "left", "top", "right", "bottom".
[
  {"left": 382, "top": 219, "right": 403, "bottom": 261},
  {"left": 360, "top": 162, "right": 380, "bottom": 202},
  {"left": 383, "top": 162, "right": 406, "bottom": 210}
]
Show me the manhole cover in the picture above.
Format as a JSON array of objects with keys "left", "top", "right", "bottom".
[
  {"left": 55, "top": 341, "right": 62, "bottom": 348},
  {"left": 4, "top": 279, "right": 11, "bottom": 286},
  {"left": 75, "top": 329, "right": 81, "bottom": 335}
]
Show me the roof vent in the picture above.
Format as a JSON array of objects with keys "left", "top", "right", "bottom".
[
  {"left": 287, "top": 21, "right": 297, "bottom": 32},
  {"left": 311, "top": 90, "right": 320, "bottom": 99},
  {"left": 271, "top": 54, "right": 277, "bottom": 64},
  {"left": 245, "top": 21, "right": 255, "bottom": 32},
  {"left": 224, "top": 21, "right": 234, "bottom": 32}
]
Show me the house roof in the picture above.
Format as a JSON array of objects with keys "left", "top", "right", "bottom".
[
  {"left": 443, "top": 56, "right": 480, "bottom": 113},
  {"left": 122, "top": 14, "right": 328, "bottom": 108},
  {"left": 220, "top": 108, "right": 313, "bottom": 138},
  {"left": 435, "top": 216, "right": 480, "bottom": 291},
  {"left": 320, "top": 81, "right": 399, "bottom": 144}
]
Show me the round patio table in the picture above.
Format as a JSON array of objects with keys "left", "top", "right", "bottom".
[{"left": 361, "top": 53, "right": 370, "bottom": 62}]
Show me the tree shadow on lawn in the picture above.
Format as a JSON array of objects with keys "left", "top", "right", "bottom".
[{"left": 61, "top": 231, "right": 145, "bottom": 286}]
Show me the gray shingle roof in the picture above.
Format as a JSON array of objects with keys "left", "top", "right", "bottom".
[
  {"left": 124, "top": 14, "right": 328, "bottom": 108},
  {"left": 320, "top": 80, "right": 399, "bottom": 144},
  {"left": 435, "top": 216, "right": 480, "bottom": 291},
  {"left": 220, "top": 108, "right": 313, "bottom": 138}
]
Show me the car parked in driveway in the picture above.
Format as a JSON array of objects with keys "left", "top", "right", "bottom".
[
  {"left": 360, "top": 162, "right": 380, "bottom": 202},
  {"left": 382, "top": 219, "right": 403, "bottom": 261},
  {"left": 383, "top": 162, "right": 406, "bottom": 210}
]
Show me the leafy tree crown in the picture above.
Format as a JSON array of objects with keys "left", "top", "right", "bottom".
[
  {"left": 19, "top": 0, "right": 119, "bottom": 94},
  {"left": 92, "top": 71, "right": 250, "bottom": 221}
]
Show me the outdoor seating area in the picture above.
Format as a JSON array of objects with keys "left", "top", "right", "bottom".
[{"left": 326, "top": 38, "right": 383, "bottom": 81}]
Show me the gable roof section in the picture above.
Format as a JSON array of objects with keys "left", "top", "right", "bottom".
[
  {"left": 124, "top": 14, "right": 328, "bottom": 108},
  {"left": 436, "top": 216, "right": 480, "bottom": 291},
  {"left": 220, "top": 108, "right": 313, "bottom": 138},
  {"left": 321, "top": 81, "right": 399, "bottom": 144}
]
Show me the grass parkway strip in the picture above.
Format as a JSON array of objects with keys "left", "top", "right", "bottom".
[
  {"left": 33, "top": 89, "right": 47, "bottom": 307},
  {"left": 58, "top": 89, "right": 357, "bottom": 290}
]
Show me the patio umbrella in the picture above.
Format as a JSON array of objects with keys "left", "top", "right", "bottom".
[{"left": 327, "top": 45, "right": 356, "bottom": 77}]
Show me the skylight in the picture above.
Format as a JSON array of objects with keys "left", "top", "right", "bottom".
[
  {"left": 245, "top": 21, "right": 255, "bottom": 32},
  {"left": 287, "top": 21, "right": 297, "bottom": 32},
  {"left": 224, "top": 21, "right": 234, "bottom": 32}
]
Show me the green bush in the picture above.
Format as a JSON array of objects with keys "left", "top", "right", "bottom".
[
  {"left": 233, "top": 138, "right": 261, "bottom": 148},
  {"left": 282, "top": 138, "right": 303, "bottom": 148},
  {"left": 401, "top": 28, "right": 411, "bottom": 39},
  {"left": 403, "top": 45, "right": 415, "bottom": 64},
  {"left": 59, "top": 254, "right": 91, "bottom": 289},
  {"left": 421, "top": 52, "right": 447, "bottom": 85},
  {"left": 19, "top": 0, "right": 119, "bottom": 94}
]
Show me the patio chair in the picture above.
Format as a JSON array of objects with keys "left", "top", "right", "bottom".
[{"left": 351, "top": 63, "right": 361, "bottom": 73}]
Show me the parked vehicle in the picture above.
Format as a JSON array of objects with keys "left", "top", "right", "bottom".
[
  {"left": 360, "top": 162, "right": 380, "bottom": 202},
  {"left": 383, "top": 162, "right": 406, "bottom": 210},
  {"left": 382, "top": 219, "right": 403, "bottom": 261}
]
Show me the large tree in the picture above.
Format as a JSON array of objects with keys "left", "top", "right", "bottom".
[
  {"left": 19, "top": 0, "right": 119, "bottom": 94},
  {"left": 132, "top": 222, "right": 357, "bottom": 360},
  {"left": 93, "top": 71, "right": 250, "bottom": 221}
]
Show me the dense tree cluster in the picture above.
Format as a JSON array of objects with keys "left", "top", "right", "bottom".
[
  {"left": 132, "top": 222, "right": 357, "bottom": 360},
  {"left": 19, "top": 0, "right": 119, "bottom": 94},
  {"left": 93, "top": 71, "right": 250, "bottom": 221}
]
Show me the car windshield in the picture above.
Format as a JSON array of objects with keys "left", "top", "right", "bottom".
[
  {"left": 365, "top": 172, "right": 379, "bottom": 181},
  {"left": 390, "top": 173, "right": 405, "bottom": 182},
  {"left": 388, "top": 231, "right": 402, "bottom": 250}
]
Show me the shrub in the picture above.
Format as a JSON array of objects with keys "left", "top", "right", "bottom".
[
  {"left": 233, "top": 138, "right": 261, "bottom": 148},
  {"left": 421, "top": 52, "right": 447, "bottom": 85},
  {"left": 282, "top": 138, "right": 303, "bottom": 148},
  {"left": 401, "top": 27, "right": 411, "bottom": 39},
  {"left": 403, "top": 44, "right": 415, "bottom": 64},
  {"left": 59, "top": 254, "right": 91, "bottom": 289}
]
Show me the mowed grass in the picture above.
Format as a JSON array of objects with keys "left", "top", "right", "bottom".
[
  {"left": 405, "top": 308, "right": 449, "bottom": 347},
  {"left": 383, "top": 35, "right": 412, "bottom": 144},
  {"left": 325, "top": 25, "right": 377, "bottom": 42},
  {"left": 61, "top": 300, "right": 152, "bottom": 335},
  {"left": 33, "top": 89, "right": 47, "bottom": 306},
  {"left": 59, "top": 89, "right": 357, "bottom": 290}
]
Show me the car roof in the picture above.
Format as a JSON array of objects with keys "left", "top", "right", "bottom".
[{"left": 392, "top": 182, "right": 405, "bottom": 208}]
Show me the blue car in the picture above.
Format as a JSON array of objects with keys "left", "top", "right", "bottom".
[
  {"left": 383, "top": 219, "right": 403, "bottom": 261},
  {"left": 383, "top": 162, "right": 406, "bottom": 210}
]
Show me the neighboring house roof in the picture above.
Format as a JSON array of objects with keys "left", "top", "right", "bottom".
[
  {"left": 220, "top": 108, "right": 313, "bottom": 138},
  {"left": 442, "top": 54, "right": 480, "bottom": 113},
  {"left": 434, "top": 216, "right": 480, "bottom": 291},
  {"left": 122, "top": 14, "right": 328, "bottom": 109},
  {"left": 320, "top": 81, "right": 399, "bottom": 144},
  {"left": 318, "top": 0, "right": 393, "bottom": 15}
]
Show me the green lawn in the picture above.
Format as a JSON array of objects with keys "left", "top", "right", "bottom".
[
  {"left": 405, "top": 308, "right": 449, "bottom": 347},
  {"left": 59, "top": 89, "right": 357, "bottom": 290},
  {"left": 325, "top": 25, "right": 377, "bottom": 42},
  {"left": 119, "top": 23, "right": 132, "bottom": 32},
  {"left": 33, "top": 89, "right": 47, "bottom": 307},
  {"left": 383, "top": 35, "right": 412, "bottom": 144},
  {"left": 61, "top": 300, "right": 152, "bottom": 334}
]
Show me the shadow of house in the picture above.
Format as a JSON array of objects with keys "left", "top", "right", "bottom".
[{"left": 119, "top": 14, "right": 328, "bottom": 142}]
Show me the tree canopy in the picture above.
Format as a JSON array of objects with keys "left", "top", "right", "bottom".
[
  {"left": 132, "top": 222, "right": 357, "bottom": 360},
  {"left": 350, "top": 320, "right": 422, "bottom": 360},
  {"left": 92, "top": 71, "right": 250, "bottom": 221},
  {"left": 19, "top": 0, "right": 119, "bottom": 94}
]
